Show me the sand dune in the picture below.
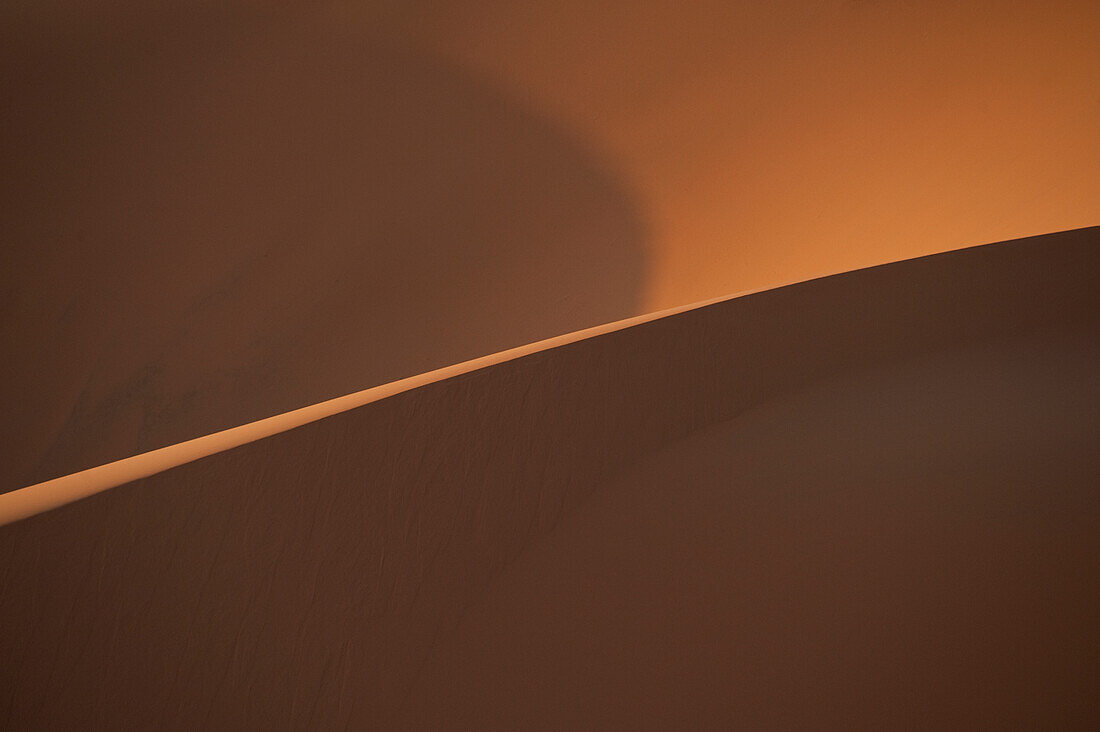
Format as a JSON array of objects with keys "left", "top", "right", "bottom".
[
  {"left": 0, "top": 2, "right": 646, "bottom": 494},
  {"left": 2, "top": 228, "right": 1097, "bottom": 728},
  {"left": 369, "top": 0, "right": 1100, "bottom": 307},
  {"left": 7, "top": 0, "right": 1099, "bottom": 496},
  {"left": 0, "top": 292, "right": 738, "bottom": 527}
]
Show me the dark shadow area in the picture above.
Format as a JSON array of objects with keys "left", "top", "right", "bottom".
[
  {"left": 407, "top": 334, "right": 1100, "bottom": 728},
  {"left": 1, "top": 228, "right": 1096, "bottom": 728},
  {"left": 0, "top": 2, "right": 648, "bottom": 492}
]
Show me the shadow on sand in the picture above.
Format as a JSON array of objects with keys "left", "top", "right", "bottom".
[{"left": 0, "top": 3, "right": 649, "bottom": 491}]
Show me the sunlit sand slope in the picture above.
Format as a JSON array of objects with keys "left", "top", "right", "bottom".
[{"left": 1, "top": 227, "right": 1097, "bottom": 728}]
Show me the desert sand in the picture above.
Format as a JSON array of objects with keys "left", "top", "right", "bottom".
[
  {"left": 0, "top": 291, "right": 740, "bottom": 526},
  {"left": 5, "top": 0, "right": 1099, "bottom": 495},
  {"left": 2, "top": 228, "right": 1097, "bottom": 728},
  {"left": 359, "top": 0, "right": 1100, "bottom": 307},
  {"left": 0, "top": 2, "right": 646, "bottom": 494}
]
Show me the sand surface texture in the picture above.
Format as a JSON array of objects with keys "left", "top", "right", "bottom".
[{"left": 2, "top": 228, "right": 1097, "bottom": 728}]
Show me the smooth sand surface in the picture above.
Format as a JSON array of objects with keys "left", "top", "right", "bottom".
[
  {"left": 404, "top": 336, "right": 1100, "bottom": 728},
  {"left": 7, "top": 0, "right": 1100, "bottom": 493},
  {"left": 357, "top": 0, "right": 1100, "bottom": 307},
  {"left": 2, "top": 228, "right": 1097, "bottom": 728},
  {"left": 0, "top": 2, "right": 646, "bottom": 493},
  {"left": 0, "top": 292, "right": 736, "bottom": 527}
]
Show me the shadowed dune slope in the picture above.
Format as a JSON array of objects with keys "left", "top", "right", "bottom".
[
  {"left": 2, "top": 227, "right": 1098, "bottom": 728},
  {"left": 0, "top": 3, "right": 647, "bottom": 493}
]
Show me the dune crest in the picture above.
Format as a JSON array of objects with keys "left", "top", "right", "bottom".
[
  {"left": 6, "top": 228, "right": 1092, "bottom": 526},
  {"left": 0, "top": 3, "right": 646, "bottom": 494},
  {"left": 0, "top": 291, "right": 730, "bottom": 527},
  {"left": 2, "top": 228, "right": 1097, "bottom": 728}
]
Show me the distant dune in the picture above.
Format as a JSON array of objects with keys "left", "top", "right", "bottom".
[
  {"left": 0, "top": 3, "right": 646, "bottom": 494},
  {"left": 2, "top": 228, "right": 1097, "bottom": 728}
]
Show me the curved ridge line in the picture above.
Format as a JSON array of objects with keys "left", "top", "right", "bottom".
[
  {"left": 1, "top": 240, "right": 994, "bottom": 527},
  {"left": 1, "top": 291, "right": 750, "bottom": 526}
]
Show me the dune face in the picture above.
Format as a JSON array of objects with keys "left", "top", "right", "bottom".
[
  {"left": 2, "top": 228, "right": 1097, "bottom": 728},
  {"left": 390, "top": 0, "right": 1100, "bottom": 308},
  {"left": 406, "top": 338, "right": 1100, "bottom": 728},
  {"left": 0, "top": 3, "right": 647, "bottom": 493},
  {"left": 6, "top": 0, "right": 1098, "bottom": 493}
]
